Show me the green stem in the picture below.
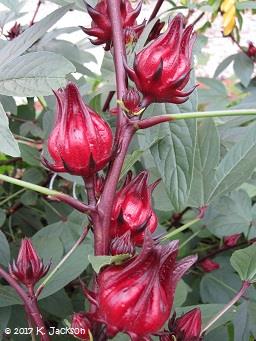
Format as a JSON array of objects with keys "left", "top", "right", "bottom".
[
  {"left": 0, "top": 188, "right": 26, "bottom": 206},
  {"left": 161, "top": 217, "right": 200, "bottom": 241},
  {"left": 0, "top": 174, "right": 59, "bottom": 196},
  {"left": 201, "top": 281, "right": 250, "bottom": 335},
  {"left": 136, "top": 109, "right": 256, "bottom": 129},
  {"left": 0, "top": 174, "right": 94, "bottom": 213},
  {"left": 35, "top": 226, "right": 89, "bottom": 297},
  {"left": 180, "top": 230, "right": 201, "bottom": 249},
  {"left": 172, "top": 109, "right": 256, "bottom": 120}
]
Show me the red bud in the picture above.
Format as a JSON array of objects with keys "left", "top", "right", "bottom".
[
  {"left": 42, "top": 82, "right": 113, "bottom": 178},
  {"left": 5, "top": 22, "right": 22, "bottom": 40},
  {"left": 71, "top": 312, "right": 92, "bottom": 340},
  {"left": 81, "top": 0, "right": 143, "bottom": 51},
  {"left": 9, "top": 239, "right": 50, "bottom": 288},
  {"left": 122, "top": 88, "right": 141, "bottom": 114},
  {"left": 223, "top": 233, "right": 241, "bottom": 247},
  {"left": 111, "top": 171, "right": 159, "bottom": 246},
  {"left": 95, "top": 231, "right": 197, "bottom": 338},
  {"left": 162, "top": 308, "right": 202, "bottom": 341},
  {"left": 247, "top": 41, "right": 256, "bottom": 60},
  {"left": 199, "top": 258, "right": 220, "bottom": 273},
  {"left": 125, "top": 14, "right": 196, "bottom": 106}
]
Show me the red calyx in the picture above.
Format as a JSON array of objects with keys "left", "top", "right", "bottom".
[
  {"left": 124, "top": 14, "right": 197, "bottom": 106},
  {"left": 110, "top": 171, "right": 159, "bottom": 246},
  {"left": 94, "top": 231, "right": 197, "bottom": 339},
  {"left": 5, "top": 22, "right": 22, "bottom": 40},
  {"left": 42, "top": 82, "right": 113, "bottom": 178},
  {"left": 199, "top": 258, "right": 220, "bottom": 273},
  {"left": 110, "top": 230, "right": 135, "bottom": 256},
  {"left": 247, "top": 41, "right": 256, "bottom": 60},
  {"left": 122, "top": 88, "right": 141, "bottom": 115},
  {"left": 81, "top": 0, "right": 144, "bottom": 51},
  {"left": 71, "top": 312, "right": 92, "bottom": 340},
  {"left": 223, "top": 233, "right": 241, "bottom": 247},
  {"left": 160, "top": 308, "right": 202, "bottom": 341},
  {"left": 9, "top": 239, "right": 50, "bottom": 288}
]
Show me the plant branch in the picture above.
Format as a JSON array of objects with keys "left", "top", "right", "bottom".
[
  {"left": 148, "top": 0, "right": 165, "bottom": 22},
  {"left": 0, "top": 157, "right": 22, "bottom": 166},
  {"left": 161, "top": 217, "right": 200, "bottom": 241},
  {"left": 191, "top": 12, "right": 205, "bottom": 27},
  {"left": 30, "top": 1, "right": 42, "bottom": 26},
  {"left": 95, "top": 126, "right": 134, "bottom": 255},
  {"left": 0, "top": 266, "right": 49, "bottom": 340},
  {"left": 36, "top": 226, "right": 89, "bottom": 297},
  {"left": 107, "top": 0, "right": 127, "bottom": 131},
  {"left": 201, "top": 281, "right": 250, "bottom": 335},
  {"left": 0, "top": 174, "right": 95, "bottom": 214},
  {"left": 135, "top": 109, "right": 256, "bottom": 129},
  {"left": 84, "top": 176, "right": 96, "bottom": 206},
  {"left": 102, "top": 91, "right": 115, "bottom": 112}
]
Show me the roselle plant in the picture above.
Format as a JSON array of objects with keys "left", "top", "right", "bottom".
[{"left": 0, "top": 0, "right": 256, "bottom": 341}]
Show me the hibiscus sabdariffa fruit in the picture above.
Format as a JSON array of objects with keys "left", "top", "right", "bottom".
[
  {"left": 81, "top": 0, "right": 144, "bottom": 51},
  {"left": 42, "top": 82, "right": 113, "bottom": 178},
  {"left": 110, "top": 171, "right": 159, "bottom": 245},
  {"left": 93, "top": 231, "right": 197, "bottom": 340},
  {"left": 9, "top": 239, "right": 50, "bottom": 288},
  {"left": 125, "top": 14, "right": 196, "bottom": 106}
]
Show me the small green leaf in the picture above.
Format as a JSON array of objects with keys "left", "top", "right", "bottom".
[
  {"left": 0, "top": 102, "right": 19, "bottom": 157},
  {"left": 231, "top": 244, "right": 256, "bottom": 283},
  {"left": 120, "top": 150, "right": 144, "bottom": 179},
  {"left": 88, "top": 254, "right": 131, "bottom": 274}
]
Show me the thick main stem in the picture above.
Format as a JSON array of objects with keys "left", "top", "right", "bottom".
[
  {"left": 107, "top": 0, "right": 127, "bottom": 132},
  {"left": 201, "top": 281, "right": 250, "bottom": 335},
  {"left": 0, "top": 267, "right": 49, "bottom": 341},
  {"left": 92, "top": 0, "right": 132, "bottom": 256},
  {"left": 95, "top": 127, "right": 134, "bottom": 255}
]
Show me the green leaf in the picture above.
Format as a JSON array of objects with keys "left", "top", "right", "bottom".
[
  {"left": 230, "top": 244, "right": 256, "bottom": 283},
  {"left": 0, "top": 209, "right": 6, "bottom": 227},
  {"left": 88, "top": 254, "right": 131, "bottom": 274},
  {"left": 207, "top": 123, "right": 256, "bottom": 203},
  {"left": 0, "top": 4, "right": 73, "bottom": 67},
  {"left": 0, "top": 231, "right": 10, "bottom": 267},
  {"left": 0, "top": 52, "right": 75, "bottom": 97},
  {"left": 38, "top": 239, "right": 92, "bottom": 299},
  {"left": 0, "top": 306, "right": 11, "bottom": 341},
  {"left": 149, "top": 118, "right": 197, "bottom": 211},
  {"left": 233, "top": 53, "right": 254, "bottom": 88},
  {"left": 198, "top": 77, "right": 229, "bottom": 110},
  {"left": 0, "top": 285, "right": 21, "bottom": 307},
  {"left": 205, "top": 190, "right": 252, "bottom": 237},
  {"left": 188, "top": 119, "right": 220, "bottom": 207},
  {"left": 19, "top": 143, "right": 40, "bottom": 166},
  {"left": 39, "top": 290, "right": 73, "bottom": 318},
  {"left": 0, "top": 102, "right": 20, "bottom": 157},
  {"left": 120, "top": 149, "right": 144, "bottom": 179},
  {"left": 214, "top": 55, "right": 236, "bottom": 78},
  {"left": 174, "top": 279, "right": 190, "bottom": 308}
]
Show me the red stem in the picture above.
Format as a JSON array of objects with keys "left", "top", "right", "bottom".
[
  {"left": 134, "top": 115, "right": 174, "bottom": 129},
  {"left": 89, "top": 0, "right": 133, "bottom": 256},
  {"left": 94, "top": 126, "right": 134, "bottom": 255},
  {"left": 54, "top": 193, "right": 95, "bottom": 214},
  {"left": 107, "top": 0, "right": 128, "bottom": 134},
  {"left": 30, "top": 1, "right": 42, "bottom": 26},
  {"left": 148, "top": 0, "right": 165, "bottom": 22},
  {"left": 102, "top": 91, "right": 115, "bottom": 112},
  {"left": 0, "top": 267, "right": 49, "bottom": 341}
]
